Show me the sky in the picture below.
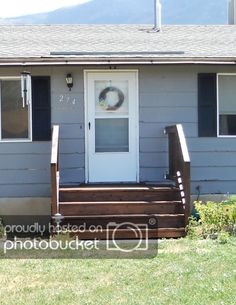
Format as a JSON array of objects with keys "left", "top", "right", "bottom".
[{"left": 0, "top": 0, "right": 90, "bottom": 18}]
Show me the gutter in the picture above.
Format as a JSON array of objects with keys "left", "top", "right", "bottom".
[{"left": 0, "top": 56, "right": 236, "bottom": 66}]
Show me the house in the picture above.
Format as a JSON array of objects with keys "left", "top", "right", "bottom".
[{"left": 0, "top": 1, "right": 236, "bottom": 238}]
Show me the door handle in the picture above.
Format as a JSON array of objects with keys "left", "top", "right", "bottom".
[{"left": 88, "top": 122, "right": 91, "bottom": 130}]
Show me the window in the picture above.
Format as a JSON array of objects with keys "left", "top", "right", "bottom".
[
  {"left": 218, "top": 74, "right": 236, "bottom": 136},
  {"left": 0, "top": 77, "right": 31, "bottom": 141}
]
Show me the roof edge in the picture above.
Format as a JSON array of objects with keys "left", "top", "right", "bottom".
[{"left": 0, "top": 56, "right": 236, "bottom": 66}]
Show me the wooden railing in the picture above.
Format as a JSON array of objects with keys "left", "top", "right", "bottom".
[
  {"left": 164, "top": 124, "right": 191, "bottom": 226},
  {"left": 51, "top": 125, "right": 60, "bottom": 216}
]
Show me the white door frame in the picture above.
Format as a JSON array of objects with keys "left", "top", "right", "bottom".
[{"left": 84, "top": 69, "right": 139, "bottom": 183}]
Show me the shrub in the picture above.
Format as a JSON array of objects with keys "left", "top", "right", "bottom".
[
  {"left": 218, "top": 231, "right": 230, "bottom": 244},
  {"left": 186, "top": 216, "right": 201, "bottom": 239},
  {"left": 187, "top": 199, "right": 236, "bottom": 241}
]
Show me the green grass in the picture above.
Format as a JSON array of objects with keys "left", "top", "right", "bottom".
[{"left": 0, "top": 238, "right": 236, "bottom": 305}]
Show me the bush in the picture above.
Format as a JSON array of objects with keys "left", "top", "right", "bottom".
[
  {"left": 186, "top": 216, "right": 202, "bottom": 239},
  {"left": 187, "top": 199, "right": 236, "bottom": 241}
]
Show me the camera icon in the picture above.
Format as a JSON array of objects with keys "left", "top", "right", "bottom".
[{"left": 106, "top": 222, "right": 149, "bottom": 252}]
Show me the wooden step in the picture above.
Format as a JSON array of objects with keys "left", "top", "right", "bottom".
[
  {"left": 67, "top": 228, "right": 186, "bottom": 239},
  {"left": 59, "top": 213, "right": 185, "bottom": 228},
  {"left": 57, "top": 184, "right": 184, "bottom": 239},
  {"left": 59, "top": 200, "right": 184, "bottom": 215},
  {"left": 59, "top": 186, "right": 181, "bottom": 202}
]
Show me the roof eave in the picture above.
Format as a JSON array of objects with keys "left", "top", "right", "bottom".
[{"left": 0, "top": 56, "right": 236, "bottom": 66}]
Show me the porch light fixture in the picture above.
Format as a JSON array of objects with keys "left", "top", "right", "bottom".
[
  {"left": 66, "top": 73, "right": 73, "bottom": 90},
  {"left": 21, "top": 71, "right": 31, "bottom": 108}
]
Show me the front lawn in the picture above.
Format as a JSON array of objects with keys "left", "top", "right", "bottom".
[{"left": 0, "top": 238, "right": 235, "bottom": 305}]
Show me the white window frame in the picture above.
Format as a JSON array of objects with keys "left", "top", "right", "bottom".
[
  {"left": 0, "top": 76, "right": 32, "bottom": 143},
  {"left": 217, "top": 73, "right": 236, "bottom": 138}
]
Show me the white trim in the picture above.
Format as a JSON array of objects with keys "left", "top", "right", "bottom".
[
  {"left": 84, "top": 69, "right": 139, "bottom": 183},
  {"left": 0, "top": 76, "right": 32, "bottom": 143},
  {"left": 0, "top": 76, "right": 21, "bottom": 80},
  {"left": 1, "top": 59, "right": 236, "bottom": 66},
  {"left": 0, "top": 139, "right": 32, "bottom": 143},
  {"left": 84, "top": 70, "right": 89, "bottom": 183},
  {"left": 0, "top": 81, "right": 1, "bottom": 141},
  {"left": 217, "top": 73, "right": 236, "bottom": 75},
  {"left": 217, "top": 73, "right": 220, "bottom": 137},
  {"left": 217, "top": 135, "right": 236, "bottom": 138},
  {"left": 135, "top": 70, "right": 140, "bottom": 183},
  {"left": 217, "top": 73, "right": 236, "bottom": 138},
  {"left": 84, "top": 69, "right": 139, "bottom": 74},
  {"left": 28, "top": 76, "right": 33, "bottom": 141}
]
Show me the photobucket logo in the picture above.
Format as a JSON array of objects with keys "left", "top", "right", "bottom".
[
  {"left": 5, "top": 223, "right": 47, "bottom": 236},
  {"left": 50, "top": 223, "right": 104, "bottom": 234},
  {"left": 4, "top": 222, "right": 104, "bottom": 236},
  {"left": 3, "top": 237, "right": 100, "bottom": 254}
]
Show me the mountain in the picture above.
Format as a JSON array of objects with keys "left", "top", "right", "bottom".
[{"left": 0, "top": 0, "right": 229, "bottom": 25}]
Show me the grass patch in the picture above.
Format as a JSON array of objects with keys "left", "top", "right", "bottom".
[{"left": 0, "top": 238, "right": 235, "bottom": 305}]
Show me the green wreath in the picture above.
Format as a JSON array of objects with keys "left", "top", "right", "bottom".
[{"left": 99, "top": 86, "right": 124, "bottom": 111}]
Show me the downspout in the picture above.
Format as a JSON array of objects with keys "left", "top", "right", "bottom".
[
  {"left": 153, "top": 0, "right": 162, "bottom": 32},
  {"left": 228, "top": 0, "right": 236, "bottom": 24}
]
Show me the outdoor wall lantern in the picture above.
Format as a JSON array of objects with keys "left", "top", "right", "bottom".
[
  {"left": 66, "top": 73, "right": 73, "bottom": 91},
  {"left": 21, "top": 71, "right": 31, "bottom": 108}
]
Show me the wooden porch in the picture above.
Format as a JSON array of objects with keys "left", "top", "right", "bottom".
[{"left": 51, "top": 124, "right": 190, "bottom": 239}]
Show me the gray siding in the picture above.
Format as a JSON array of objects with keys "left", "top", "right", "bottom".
[
  {"left": 139, "top": 66, "right": 197, "bottom": 184},
  {"left": 0, "top": 66, "right": 85, "bottom": 197},
  {"left": 0, "top": 65, "right": 236, "bottom": 197},
  {"left": 0, "top": 140, "right": 51, "bottom": 197},
  {"left": 139, "top": 65, "right": 236, "bottom": 195},
  {"left": 51, "top": 67, "right": 85, "bottom": 186}
]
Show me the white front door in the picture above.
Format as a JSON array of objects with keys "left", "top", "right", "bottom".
[{"left": 85, "top": 70, "right": 139, "bottom": 183}]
